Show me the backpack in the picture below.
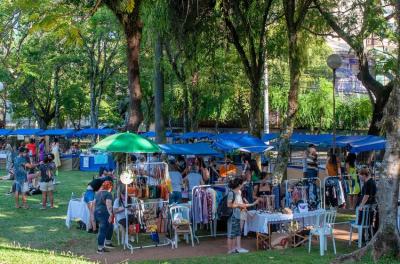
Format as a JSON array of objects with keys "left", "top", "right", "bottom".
[{"left": 217, "top": 190, "right": 236, "bottom": 221}]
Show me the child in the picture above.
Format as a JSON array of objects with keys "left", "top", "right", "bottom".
[{"left": 227, "top": 177, "right": 258, "bottom": 254}]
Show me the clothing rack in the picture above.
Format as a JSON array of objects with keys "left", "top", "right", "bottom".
[
  {"left": 323, "top": 176, "right": 347, "bottom": 209},
  {"left": 122, "top": 198, "right": 171, "bottom": 253},
  {"left": 285, "top": 177, "right": 322, "bottom": 211},
  {"left": 191, "top": 183, "right": 228, "bottom": 244}
]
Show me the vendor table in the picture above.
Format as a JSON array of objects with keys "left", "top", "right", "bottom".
[
  {"left": 245, "top": 209, "right": 325, "bottom": 250},
  {"left": 244, "top": 209, "right": 325, "bottom": 235},
  {"left": 79, "top": 153, "right": 115, "bottom": 172},
  {"left": 66, "top": 198, "right": 91, "bottom": 231}
]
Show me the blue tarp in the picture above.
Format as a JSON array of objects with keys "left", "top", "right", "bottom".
[
  {"left": 290, "top": 133, "right": 334, "bottom": 146},
  {"left": 349, "top": 139, "right": 386, "bottom": 153},
  {"left": 268, "top": 133, "right": 385, "bottom": 152},
  {"left": 38, "top": 129, "right": 76, "bottom": 137},
  {"left": 335, "top": 135, "right": 383, "bottom": 147},
  {"left": 159, "top": 143, "right": 221, "bottom": 156},
  {"left": 177, "top": 132, "right": 214, "bottom": 140},
  {"left": 212, "top": 133, "right": 270, "bottom": 153},
  {"left": 9, "top": 129, "right": 43, "bottom": 136},
  {"left": 142, "top": 131, "right": 175, "bottom": 138},
  {"left": 0, "top": 129, "right": 12, "bottom": 136},
  {"left": 262, "top": 133, "right": 279, "bottom": 142},
  {"left": 75, "top": 128, "right": 116, "bottom": 137}
]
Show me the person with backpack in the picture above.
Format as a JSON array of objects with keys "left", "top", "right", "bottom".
[
  {"left": 39, "top": 154, "right": 56, "bottom": 209},
  {"left": 226, "top": 177, "right": 258, "bottom": 254}
]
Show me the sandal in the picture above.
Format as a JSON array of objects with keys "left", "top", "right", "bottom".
[{"left": 15, "top": 205, "right": 21, "bottom": 209}]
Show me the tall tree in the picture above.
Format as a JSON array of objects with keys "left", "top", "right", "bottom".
[
  {"left": 314, "top": 0, "right": 394, "bottom": 135},
  {"left": 221, "top": 0, "right": 275, "bottom": 137},
  {"left": 336, "top": 1, "right": 400, "bottom": 262},
  {"left": 273, "top": 0, "right": 313, "bottom": 182},
  {"left": 101, "top": 0, "right": 144, "bottom": 131},
  {"left": 79, "top": 8, "right": 125, "bottom": 128}
]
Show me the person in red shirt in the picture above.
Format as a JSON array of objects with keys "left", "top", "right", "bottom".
[{"left": 26, "top": 138, "right": 37, "bottom": 162}]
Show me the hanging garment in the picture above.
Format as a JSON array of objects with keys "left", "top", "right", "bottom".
[{"left": 272, "top": 185, "right": 280, "bottom": 210}]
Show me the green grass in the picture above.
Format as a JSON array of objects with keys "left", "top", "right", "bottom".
[
  {"left": 336, "top": 212, "right": 356, "bottom": 223},
  {"left": 0, "top": 170, "right": 97, "bottom": 260},
  {"left": 0, "top": 245, "right": 92, "bottom": 264}
]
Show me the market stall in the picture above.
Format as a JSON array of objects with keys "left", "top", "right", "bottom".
[{"left": 79, "top": 152, "right": 115, "bottom": 172}]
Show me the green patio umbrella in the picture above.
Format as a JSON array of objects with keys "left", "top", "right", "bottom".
[{"left": 92, "top": 131, "right": 160, "bottom": 153}]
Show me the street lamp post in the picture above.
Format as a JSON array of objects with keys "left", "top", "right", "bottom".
[{"left": 326, "top": 54, "right": 342, "bottom": 155}]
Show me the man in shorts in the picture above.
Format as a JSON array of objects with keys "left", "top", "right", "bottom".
[{"left": 14, "top": 147, "right": 35, "bottom": 209}]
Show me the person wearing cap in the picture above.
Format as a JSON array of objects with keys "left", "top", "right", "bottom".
[
  {"left": 168, "top": 159, "right": 183, "bottom": 204},
  {"left": 14, "top": 147, "right": 36, "bottom": 209}
]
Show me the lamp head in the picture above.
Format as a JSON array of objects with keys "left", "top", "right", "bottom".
[
  {"left": 120, "top": 170, "right": 134, "bottom": 185},
  {"left": 327, "top": 54, "right": 342, "bottom": 70}
]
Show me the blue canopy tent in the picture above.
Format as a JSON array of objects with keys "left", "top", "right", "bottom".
[
  {"left": 0, "top": 129, "right": 12, "bottom": 136},
  {"left": 176, "top": 132, "right": 214, "bottom": 140},
  {"left": 75, "top": 128, "right": 116, "bottom": 137},
  {"left": 290, "top": 133, "right": 334, "bottom": 146},
  {"left": 142, "top": 131, "right": 175, "bottom": 138},
  {"left": 262, "top": 133, "right": 279, "bottom": 142},
  {"left": 9, "top": 129, "right": 43, "bottom": 136},
  {"left": 335, "top": 135, "right": 383, "bottom": 147},
  {"left": 349, "top": 139, "right": 386, "bottom": 153},
  {"left": 159, "top": 143, "right": 222, "bottom": 156},
  {"left": 212, "top": 133, "right": 271, "bottom": 153},
  {"left": 38, "top": 129, "right": 76, "bottom": 137}
]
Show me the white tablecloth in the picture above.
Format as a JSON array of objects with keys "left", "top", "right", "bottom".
[
  {"left": 66, "top": 199, "right": 91, "bottom": 231},
  {"left": 244, "top": 209, "right": 325, "bottom": 235}
]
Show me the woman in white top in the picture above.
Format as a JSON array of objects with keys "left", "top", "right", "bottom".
[
  {"left": 51, "top": 138, "right": 61, "bottom": 177},
  {"left": 113, "top": 190, "right": 137, "bottom": 228},
  {"left": 185, "top": 164, "right": 204, "bottom": 200}
]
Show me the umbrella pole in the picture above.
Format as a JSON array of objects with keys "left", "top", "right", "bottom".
[
  {"left": 126, "top": 153, "right": 128, "bottom": 171},
  {"left": 125, "top": 183, "right": 133, "bottom": 251}
]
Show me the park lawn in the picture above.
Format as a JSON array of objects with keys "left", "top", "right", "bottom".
[
  {"left": 0, "top": 170, "right": 98, "bottom": 255},
  {"left": 0, "top": 245, "right": 92, "bottom": 264}
]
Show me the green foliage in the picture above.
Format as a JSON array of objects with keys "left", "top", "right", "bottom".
[{"left": 336, "top": 95, "right": 372, "bottom": 131}]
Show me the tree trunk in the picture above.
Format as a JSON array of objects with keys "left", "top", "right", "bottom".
[
  {"left": 334, "top": 2, "right": 400, "bottom": 262},
  {"left": 249, "top": 79, "right": 262, "bottom": 137},
  {"left": 54, "top": 66, "right": 62, "bottom": 128},
  {"left": 273, "top": 6, "right": 303, "bottom": 183},
  {"left": 2, "top": 83, "right": 7, "bottom": 128},
  {"left": 125, "top": 22, "right": 143, "bottom": 132},
  {"left": 368, "top": 95, "right": 389, "bottom": 135},
  {"left": 154, "top": 33, "right": 166, "bottom": 143},
  {"left": 183, "top": 83, "right": 189, "bottom": 133},
  {"left": 263, "top": 58, "right": 270, "bottom": 135},
  {"left": 89, "top": 74, "right": 97, "bottom": 128},
  {"left": 105, "top": 0, "right": 143, "bottom": 132}
]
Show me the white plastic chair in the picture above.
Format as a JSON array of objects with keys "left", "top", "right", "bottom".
[
  {"left": 308, "top": 210, "right": 337, "bottom": 256},
  {"left": 170, "top": 205, "right": 194, "bottom": 249},
  {"left": 349, "top": 205, "right": 374, "bottom": 248},
  {"left": 114, "top": 223, "right": 122, "bottom": 245}
]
